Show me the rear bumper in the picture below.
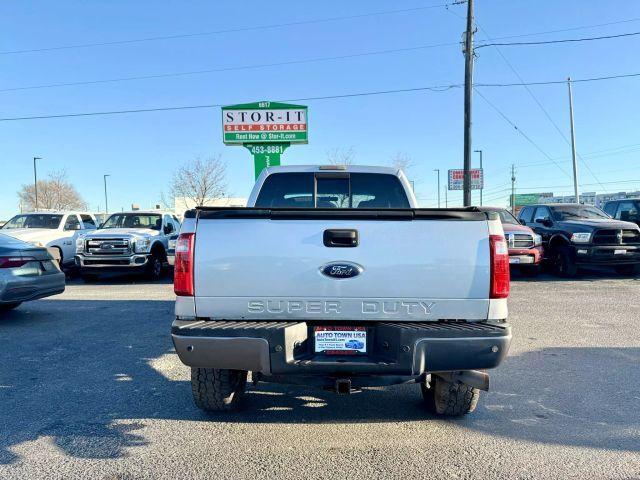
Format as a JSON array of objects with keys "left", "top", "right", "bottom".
[
  {"left": 171, "top": 319, "right": 511, "bottom": 376},
  {"left": 0, "top": 271, "right": 65, "bottom": 304},
  {"left": 572, "top": 245, "right": 640, "bottom": 265}
]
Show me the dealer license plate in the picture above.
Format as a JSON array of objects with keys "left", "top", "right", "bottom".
[
  {"left": 614, "top": 249, "right": 627, "bottom": 255},
  {"left": 314, "top": 326, "right": 366, "bottom": 355},
  {"left": 509, "top": 257, "right": 520, "bottom": 264}
]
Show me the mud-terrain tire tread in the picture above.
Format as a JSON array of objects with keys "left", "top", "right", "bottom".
[
  {"left": 421, "top": 375, "right": 480, "bottom": 416},
  {"left": 191, "top": 368, "right": 247, "bottom": 412}
]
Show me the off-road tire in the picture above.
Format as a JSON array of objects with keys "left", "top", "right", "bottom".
[
  {"left": 145, "top": 252, "right": 164, "bottom": 280},
  {"left": 421, "top": 375, "right": 480, "bottom": 416},
  {"left": 553, "top": 246, "right": 578, "bottom": 277},
  {"left": 0, "top": 302, "right": 22, "bottom": 312},
  {"left": 614, "top": 264, "right": 639, "bottom": 276},
  {"left": 191, "top": 368, "right": 247, "bottom": 412}
]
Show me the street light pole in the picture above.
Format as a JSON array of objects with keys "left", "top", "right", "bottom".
[
  {"left": 33, "top": 157, "right": 42, "bottom": 211},
  {"left": 103, "top": 174, "right": 110, "bottom": 213},
  {"left": 474, "top": 149, "right": 483, "bottom": 206},
  {"left": 434, "top": 169, "right": 441, "bottom": 208},
  {"left": 567, "top": 77, "right": 580, "bottom": 203}
]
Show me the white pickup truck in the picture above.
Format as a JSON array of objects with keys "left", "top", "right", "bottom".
[{"left": 172, "top": 165, "right": 511, "bottom": 416}]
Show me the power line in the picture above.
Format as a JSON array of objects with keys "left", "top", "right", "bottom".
[
  {"left": 474, "top": 88, "right": 572, "bottom": 178},
  {"left": 0, "top": 84, "right": 461, "bottom": 122},
  {"left": 476, "top": 30, "right": 640, "bottom": 49},
  {"left": 477, "top": 72, "right": 640, "bottom": 87},
  {"left": 0, "top": 41, "right": 459, "bottom": 93},
  {"left": 2, "top": 67, "right": 640, "bottom": 122},
  {"left": 0, "top": 3, "right": 454, "bottom": 56},
  {"left": 475, "top": 22, "right": 608, "bottom": 191}
]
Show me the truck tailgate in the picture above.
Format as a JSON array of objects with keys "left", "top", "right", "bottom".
[{"left": 192, "top": 209, "right": 493, "bottom": 321}]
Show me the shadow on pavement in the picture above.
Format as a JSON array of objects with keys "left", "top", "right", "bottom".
[
  {"left": 0, "top": 299, "right": 638, "bottom": 464},
  {"left": 510, "top": 265, "right": 639, "bottom": 283}
]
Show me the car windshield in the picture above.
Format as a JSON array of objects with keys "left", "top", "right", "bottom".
[
  {"left": 2, "top": 214, "right": 63, "bottom": 229},
  {"left": 497, "top": 210, "right": 520, "bottom": 225},
  {"left": 100, "top": 214, "right": 162, "bottom": 230},
  {"left": 551, "top": 206, "right": 610, "bottom": 221}
]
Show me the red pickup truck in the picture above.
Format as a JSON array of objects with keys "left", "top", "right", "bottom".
[{"left": 479, "top": 207, "right": 544, "bottom": 276}]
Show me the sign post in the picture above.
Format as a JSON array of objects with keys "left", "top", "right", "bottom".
[{"left": 222, "top": 101, "right": 308, "bottom": 179}]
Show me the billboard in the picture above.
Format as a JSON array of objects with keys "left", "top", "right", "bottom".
[
  {"left": 448, "top": 168, "right": 483, "bottom": 190},
  {"left": 222, "top": 101, "right": 308, "bottom": 145}
]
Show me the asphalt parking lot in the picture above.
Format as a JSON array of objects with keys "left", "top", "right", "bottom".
[{"left": 0, "top": 271, "right": 638, "bottom": 480}]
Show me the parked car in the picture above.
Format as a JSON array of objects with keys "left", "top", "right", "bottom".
[
  {"left": 344, "top": 339, "right": 365, "bottom": 350},
  {"left": 172, "top": 165, "right": 511, "bottom": 416},
  {"left": 1, "top": 212, "right": 98, "bottom": 269},
  {"left": 602, "top": 199, "right": 640, "bottom": 227},
  {"left": 478, "top": 207, "right": 543, "bottom": 276},
  {"left": 518, "top": 203, "right": 640, "bottom": 276},
  {"left": 0, "top": 233, "right": 65, "bottom": 311},
  {"left": 75, "top": 211, "right": 180, "bottom": 281}
]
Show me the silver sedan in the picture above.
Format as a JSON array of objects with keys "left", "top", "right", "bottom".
[{"left": 0, "top": 233, "right": 65, "bottom": 311}]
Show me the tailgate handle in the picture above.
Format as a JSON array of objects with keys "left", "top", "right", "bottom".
[{"left": 323, "top": 229, "right": 358, "bottom": 248}]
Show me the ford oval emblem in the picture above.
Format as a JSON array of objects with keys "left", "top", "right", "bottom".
[{"left": 320, "top": 262, "right": 363, "bottom": 279}]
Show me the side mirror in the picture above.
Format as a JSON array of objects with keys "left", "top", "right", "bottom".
[
  {"left": 164, "top": 224, "right": 174, "bottom": 234},
  {"left": 65, "top": 223, "right": 81, "bottom": 231},
  {"left": 535, "top": 217, "right": 552, "bottom": 227},
  {"left": 519, "top": 219, "right": 527, "bottom": 225}
]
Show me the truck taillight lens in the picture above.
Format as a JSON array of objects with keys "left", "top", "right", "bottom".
[
  {"left": 0, "top": 256, "right": 36, "bottom": 268},
  {"left": 490, "top": 235, "right": 510, "bottom": 299},
  {"left": 174, "top": 233, "right": 194, "bottom": 296}
]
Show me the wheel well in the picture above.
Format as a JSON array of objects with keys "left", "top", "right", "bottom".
[
  {"left": 151, "top": 242, "right": 166, "bottom": 260},
  {"left": 53, "top": 246, "right": 63, "bottom": 262},
  {"left": 548, "top": 235, "right": 569, "bottom": 251}
]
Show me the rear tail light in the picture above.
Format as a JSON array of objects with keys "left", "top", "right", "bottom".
[
  {"left": 490, "top": 235, "right": 510, "bottom": 299},
  {"left": 0, "top": 256, "right": 37, "bottom": 268},
  {"left": 174, "top": 233, "right": 194, "bottom": 296}
]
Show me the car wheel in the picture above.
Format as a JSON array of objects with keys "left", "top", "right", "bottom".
[
  {"left": 145, "top": 253, "right": 164, "bottom": 280},
  {"left": 191, "top": 368, "right": 247, "bottom": 412},
  {"left": 0, "top": 302, "right": 22, "bottom": 312},
  {"left": 421, "top": 374, "right": 480, "bottom": 417},
  {"left": 614, "top": 265, "right": 638, "bottom": 276},
  {"left": 553, "top": 246, "right": 578, "bottom": 277}
]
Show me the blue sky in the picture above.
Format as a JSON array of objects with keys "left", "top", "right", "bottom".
[{"left": 1, "top": 0, "right": 640, "bottom": 218}]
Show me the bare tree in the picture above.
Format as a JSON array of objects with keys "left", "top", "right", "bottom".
[
  {"left": 390, "top": 152, "right": 414, "bottom": 172},
  {"left": 326, "top": 147, "right": 356, "bottom": 166},
  {"left": 17, "top": 170, "right": 87, "bottom": 211},
  {"left": 169, "top": 156, "right": 227, "bottom": 207}
]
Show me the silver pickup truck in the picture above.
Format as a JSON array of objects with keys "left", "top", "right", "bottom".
[
  {"left": 172, "top": 165, "right": 511, "bottom": 416},
  {"left": 75, "top": 211, "right": 180, "bottom": 281}
]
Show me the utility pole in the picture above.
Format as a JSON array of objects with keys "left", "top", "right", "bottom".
[
  {"left": 445, "top": 186, "right": 448, "bottom": 207},
  {"left": 434, "top": 169, "right": 441, "bottom": 208},
  {"left": 103, "top": 174, "right": 110, "bottom": 213},
  {"left": 474, "top": 149, "right": 483, "bottom": 205},
  {"left": 33, "top": 157, "right": 42, "bottom": 211},
  {"left": 567, "top": 77, "right": 580, "bottom": 203},
  {"left": 511, "top": 164, "right": 516, "bottom": 215},
  {"left": 462, "top": 0, "right": 475, "bottom": 206}
]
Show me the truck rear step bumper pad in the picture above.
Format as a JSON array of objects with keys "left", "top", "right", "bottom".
[{"left": 172, "top": 320, "right": 511, "bottom": 376}]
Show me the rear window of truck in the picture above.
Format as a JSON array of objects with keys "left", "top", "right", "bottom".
[{"left": 255, "top": 172, "right": 410, "bottom": 209}]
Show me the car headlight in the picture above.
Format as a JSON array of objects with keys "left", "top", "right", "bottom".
[
  {"left": 135, "top": 238, "right": 151, "bottom": 253},
  {"left": 571, "top": 232, "right": 591, "bottom": 243},
  {"left": 75, "top": 236, "right": 85, "bottom": 253},
  {"left": 533, "top": 234, "right": 542, "bottom": 246}
]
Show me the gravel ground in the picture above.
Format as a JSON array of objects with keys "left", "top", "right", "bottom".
[{"left": 0, "top": 271, "right": 638, "bottom": 479}]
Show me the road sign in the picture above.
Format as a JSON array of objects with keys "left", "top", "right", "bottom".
[
  {"left": 222, "top": 101, "right": 308, "bottom": 145},
  {"left": 448, "top": 168, "right": 483, "bottom": 190}
]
